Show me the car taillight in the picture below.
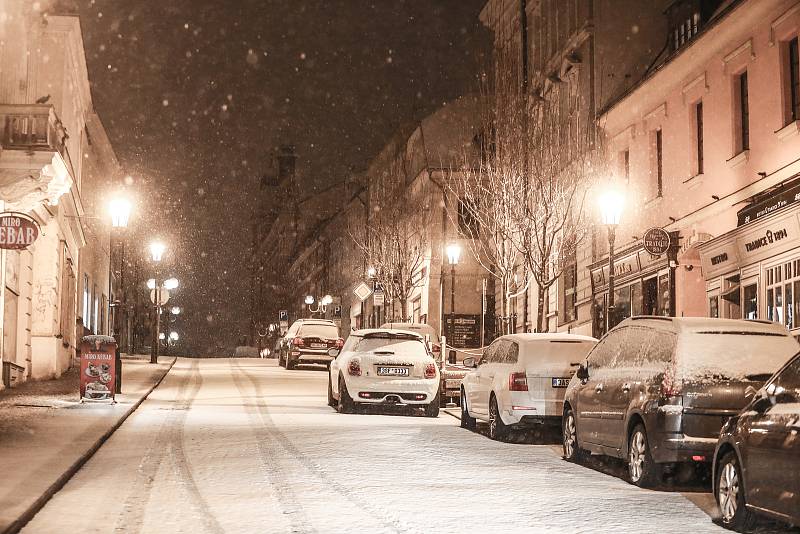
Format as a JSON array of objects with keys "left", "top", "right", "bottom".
[
  {"left": 661, "top": 368, "right": 681, "bottom": 397},
  {"left": 431, "top": 344, "right": 441, "bottom": 353},
  {"left": 509, "top": 372, "right": 528, "bottom": 391},
  {"left": 292, "top": 337, "right": 304, "bottom": 346},
  {"left": 335, "top": 338, "right": 344, "bottom": 348},
  {"left": 348, "top": 360, "right": 361, "bottom": 376},
  {"left": 424, "top": 363, "right": 437, "bottom": 379}
]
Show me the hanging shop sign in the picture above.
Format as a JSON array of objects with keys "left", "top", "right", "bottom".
[
  {"left": 0, "top": 212, "right": 39, "bottom": 250},
  {"left": 642, "top": 227, "right": 671, "bottom": 256}
]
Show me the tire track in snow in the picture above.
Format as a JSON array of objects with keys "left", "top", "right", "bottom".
[
  {"left": 113, "top": 359, "right": 223, "bottom": 534},
  {"left": 232, "top": 360, "right": 416, "bottom": 534},
  {"left": 228, "top": 359, "right": 316, "bottom": 534}
]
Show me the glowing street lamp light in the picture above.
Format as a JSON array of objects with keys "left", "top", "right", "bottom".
[
  {"left": 305, "top": 295, "right": 315, "bottom": 305},
  {"left": 598, "top": 188, "right": 625, "bottom": 333},
  {"left": 321, "top": 294, "right": 333, "bottom": 306},
  {"left": 171, "top": 306, "right": 181, "bottom": 315},
  {"left": 163, "top": 278, "right": 179, "bottom": 290},
  {"left": 149, "top": 241, "right": 166, "bottom": 263},
  {"left": 146, "top": 278, "right": 156, "bottom": 290},
  {"left": 367, "top": 266, "right": 376, "bottom": 278},
  {"left": 446, "top": 243, "right": 462, "bottom": 266},
  {"left": 109, "top": 196, "right": 132, "bottom": 229},
  {"left": 169, "top": 331, "right": 179, "bottom": 342}
]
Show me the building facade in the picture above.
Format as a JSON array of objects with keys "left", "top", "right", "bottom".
[
  {"left": 600, "top": 0, "right": 800, "bottom": 338},
  {"left": 0, "top": 4, "right": 118, "bottom": 386}
]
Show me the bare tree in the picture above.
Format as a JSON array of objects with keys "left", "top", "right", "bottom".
[
  {"left": 350, "top": 178, "right": 428, "bottom": 322},
  {"left": 453, "top": 43, "right": 605, "bottom": 333}
]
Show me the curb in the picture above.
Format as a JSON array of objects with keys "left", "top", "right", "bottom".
[
  {"left": 443, "top": 408, "right": 461, "bottom": 421},
  {"left": 4, "top": 357, "right": 178, "bottom": 534}
]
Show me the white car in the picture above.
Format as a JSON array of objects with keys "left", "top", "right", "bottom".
[
  {"left": 327, "top": 329, "right": 441, "bottom": 417},
  {"left": 460, "top": 333, "right": 597, "bottom": 440}
]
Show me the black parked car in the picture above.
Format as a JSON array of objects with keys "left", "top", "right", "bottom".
[
  {"left": 713, "top": 351, "right": 800, "bottom": 531},
  {"left": 563, "top": 316, "right": 798, "bottom": 488},
  {"left": 278, "top": 319, "right": 343, "bottom": 369}
]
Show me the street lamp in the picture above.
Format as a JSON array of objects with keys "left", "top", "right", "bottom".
[
  {"left": 108, "top": 194, "right": 132, "bottom": 394},
  {"left": 163, "top": 277, "right": 179, "bottom": 290},
  {"left": 446, "top": 243, "right": 461, "bottom": 357},
  {"left": 171, "top": 306, "right": 181, "bottom": 315},
  {"left": 149, "top": 241, "right": 166, "bottom": 364},
  {"left": 169, "top": 331, "right": 179, "bottom": 342},
  {"left": 367, "top": 266, "right": 376, "bottom": 278},
  {"left": 307, "top": 294, "right": 333, "bottom": 316},
  {"left": 599, "top": 189, "right": 624, "bottom": 333}
]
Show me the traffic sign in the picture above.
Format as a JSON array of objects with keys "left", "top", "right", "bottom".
[
  {"left": 353, "top": 282, "right": 372, "bottom": 302},
  {"left": 333, "top": 305, "right": 342, "bottom": 318},
  {"left": 149, "top": 289, "right": 170, "bottom": 305}
]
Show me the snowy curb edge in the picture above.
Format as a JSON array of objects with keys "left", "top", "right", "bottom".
[{"left": 3, "top": 357, "right": 178, "bottom": 534}]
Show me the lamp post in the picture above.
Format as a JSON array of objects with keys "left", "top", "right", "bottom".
[
  {"left": 108, "top": 195, "right": 131, "bottom": 393},
  {"left": 306, "top": 294, "right": 332, "bottom": 317},
  {"left": 149, "top": 241, "right": 166, "bottom": 364},
  {"left": 446, "top": 243, "right": 461, "bottom": 353},
  {"left": 599, "top": 189, "right": 624, "bottom": 333}
]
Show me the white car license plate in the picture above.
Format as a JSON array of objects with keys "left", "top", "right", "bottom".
[
  {"left": 377, "top": 366, "right": 409, "bottom": 377},
  {"left": 311, "top": 343, "right": 326, "bottom": 349},
  {"left": 551, "top": 377, "right": 570, "bottom": 388}
]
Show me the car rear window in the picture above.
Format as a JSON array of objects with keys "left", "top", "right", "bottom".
[
  {"left": 520, "top": 340, "right": 596, "bottom": 366},
  {"left": 298, "top": 324, "right": 339, "bottom": 338},
  {"left": 355, "top": 334, "right": 425, "bottom": 354},
  {"left": 676, "top": 331, "right": 799, "bottom": 382}
]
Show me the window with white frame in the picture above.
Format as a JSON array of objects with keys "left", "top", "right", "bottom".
[{"left": 766, "top": 260, "right": 800, "bottom": 329}]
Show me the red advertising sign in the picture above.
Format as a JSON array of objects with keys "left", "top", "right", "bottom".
[
  {"left": 0, "top": 212, "right": 39, "bottom": 250},
  {"left": 80, "top": 336, "right": 117, "bottom": 402}
]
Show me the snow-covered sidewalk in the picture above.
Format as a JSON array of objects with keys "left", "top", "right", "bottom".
[{"left": 0, "top": 356, "right": 174, "bottom": 533}]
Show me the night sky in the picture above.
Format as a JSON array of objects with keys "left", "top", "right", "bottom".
[{"left": 61, "top": 0, "right": 490, "bottom": 352}]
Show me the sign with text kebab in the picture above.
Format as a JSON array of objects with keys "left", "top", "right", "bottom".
[{"left": 0, "top": 213, "right": 39, "bottom": 250}]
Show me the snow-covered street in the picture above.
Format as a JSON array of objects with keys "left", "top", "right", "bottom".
[{"left": 23, "top": 358, "right": 729, "bottom": 534}]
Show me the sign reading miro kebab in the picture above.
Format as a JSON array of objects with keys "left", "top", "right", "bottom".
[{"left": 0, "top": 213, "right": 39, "bottom": 250}]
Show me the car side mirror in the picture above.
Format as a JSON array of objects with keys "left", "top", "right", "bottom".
[
  {"left": 327, "top": 348, "right": 340, "bottom": 357},
  {"left": 576, "top": 363, "right": 589, "bottom": 381},
  {"left": 752, "top": 393, "right": 773, "bottom": 414},
  {"left": 463, "top": 356, "right": 476, "bottom": 368}
]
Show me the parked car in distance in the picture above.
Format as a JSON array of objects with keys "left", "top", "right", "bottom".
[
  {"left": 328, "top": 328, "right": 440, "bottom": 417},
  {"left": 563, "top": 316, "right": 799, "bottom": 488},
  {"left": 279, "top": 319, "right": 343, "bottom": 369},
  {"left": 713, "top": 350, "right": 800, "bottom": 531},
  {"left": 460, "top": 333, "right": 597, "bottom": 440}
]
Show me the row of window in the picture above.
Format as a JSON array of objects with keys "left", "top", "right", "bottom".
[{"left": 82, "top": 274, "right": 104, "bottom": 334}]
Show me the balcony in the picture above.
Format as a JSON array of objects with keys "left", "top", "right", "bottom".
[
  {"left": 0, "top": 104, "right": 73, "bottom": 210},
  {"left": 1, "top": 104, "right": 68, "bottom": 156}
]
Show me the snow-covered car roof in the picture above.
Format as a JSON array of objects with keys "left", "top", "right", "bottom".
[
  {"left": 616, "top": 316, "right": 791, "bottom": 335},
  {"left": 379, "top": 322, "right": 439, "bottom": 341},
  {"left": 495, "top": 333, "right": 597, "bottom": 345},
  {"left": 351, "top": 328, "right": 424, "bottom": 338}
]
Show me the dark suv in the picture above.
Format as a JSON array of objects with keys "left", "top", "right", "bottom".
[
  {"left": 279, "top": 319, "right": 343, "bottom": 370},
  {"left": 713, "top": 350, "right": 800, "bottom": 531},
  {"left": 562, "top": 316, "right": 798, "bottom": 488}
]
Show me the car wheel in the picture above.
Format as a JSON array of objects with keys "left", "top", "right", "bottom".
[
  {"left": 337, "top": 376, "right": 355, "bottom": 414},
  {"left": 488, "top": 395, "right": 508, "bottom": 441},
  {"left": 717, "top": 451, "right": 756, "bottom": 531},
  {"left": 460, "top": 389, "right": 476, "bottom": 430},
  {"left": 278, "top": 351, "right": 285, "bottom": 367},
  {"left": 628, "top": 424, "right": 661, "bottom": 488},
  {"left": 562, "top": 408, "right": 584, "bottom": 462},
  {"left": 327, "top": 374, "right": 336, "bottom": 407},
  {"left": 425, "top": 392, "right": 440, "bottom": 417},
  {"left": 286, "top": 356, "right": 296, "bottom": 370}
]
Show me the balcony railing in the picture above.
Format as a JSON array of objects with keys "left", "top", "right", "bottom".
[{"left": 0, "top": 104, "right": 68, "bottom": 157}]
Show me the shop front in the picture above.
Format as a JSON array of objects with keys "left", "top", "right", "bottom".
[
  {"left": 699, "top": 203, "right": 800, "bottom": 335},
  {"left": 589, "top": 242, "right": 676, "bottom": 338}
]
